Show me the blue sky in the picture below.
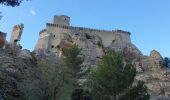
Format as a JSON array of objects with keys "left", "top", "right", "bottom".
[{"left": 0, "top": 0, "right": 170, "bottom": 57}]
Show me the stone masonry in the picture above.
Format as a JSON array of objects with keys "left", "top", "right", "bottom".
[
  {"left": 35, "top": 15, "right": 131, "bottom": 54},
  {"left": 10, "top": 24, "right": 24, "bottom": 46}
]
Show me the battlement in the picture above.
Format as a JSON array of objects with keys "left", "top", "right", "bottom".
[{"left": 46, "top": 23, "right": 131, "bottom": 35}]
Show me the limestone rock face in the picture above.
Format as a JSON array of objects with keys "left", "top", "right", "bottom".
[
  {"left": 136, "top": 68, "right": 170, "bottom": 99},
  {"left": 73, "top": 33, "right": 104, "bottom": 70},
  {"left": 136, "top": 50, "right": 170, "bottom": 99},
  {"left": 150, "top": 50, "right": 163, "bottom": 60},
  {"left": 122, "top": 44, "right": 142, "bottom": 62},
  {"left": 56, "top": 32, "right": 104, "bottom": 71},
  {"left": 0, "top": 49, "right": 36, "bottom": 100},
  {"left": 141, "top": 50, "right": 164, "bottom": 72}
]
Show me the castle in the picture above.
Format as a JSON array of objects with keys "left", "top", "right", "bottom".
[{"left": 35, "top": 15, "right": 132, "bottom": 53}]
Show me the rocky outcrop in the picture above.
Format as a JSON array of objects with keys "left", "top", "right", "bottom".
[
  {"left": 0, "top": 48, "right": 37, "bottom": 100},
  {"left": 136, "top": 50, "right": 170, "bottom": 99},
  {"left": 34, "top": 29, "right": 170, "bottom": 99},
  {"left": 55, "top": 32, "right": 104, "bottom": 71},
  {"left": 141, "top": 50, "right": 164, "bottom": 72}
]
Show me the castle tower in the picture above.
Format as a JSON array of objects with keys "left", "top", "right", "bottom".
[{"left": 53, "top": 15, "right": 70, "bottom": 26}]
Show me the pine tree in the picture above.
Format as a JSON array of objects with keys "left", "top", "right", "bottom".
[{"left": 87, "top": 50, "right": 149, "bottom": 100}]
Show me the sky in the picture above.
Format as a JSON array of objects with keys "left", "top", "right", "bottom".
[{"left": 0, "top": 0, "right": 170, "bottom": 57}]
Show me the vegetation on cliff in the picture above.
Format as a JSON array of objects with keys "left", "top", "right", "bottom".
[{"left": 86, "top": 50, "right": 149, "bottom": 100}]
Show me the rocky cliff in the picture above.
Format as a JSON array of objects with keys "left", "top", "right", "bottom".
[
  {"left": 0, "top": 48, "right": 36, "bottom": 100},
  {"left": 0, "top": 44, "right": 63, "bottom": 100},
  {"left": 44, "top": 31, "right": 170, "bottom": 99},
  {"left": 1, "top": 23, "right": 170, "bottom": 99}
]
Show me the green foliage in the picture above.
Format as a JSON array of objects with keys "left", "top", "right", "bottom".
[
  {"left": 17, "top": 59, "right": 65, "bottom": 100},
  {"left": 71, "top": 88, "right": 92, "bottom": 100},
  {"left": 119, "top": 81, "right": 150, "bottom": 100},
  {"left": 63, "top": 44, "right": 83, "bottom": 76},
  {"left": 57, "top": 44, "right": 83, "bottom": 100},
  {"left": 0, "top": 0, "right": 27, "bottom": 7},
  {"left": 87, "top": 50, "right": 149, "bottom": 100},
  {"left": 17, "top": 45, "right": 83, "bottom": 100},
  {"left": 0, "top": 0, "right": 30, "bottom": 19}
]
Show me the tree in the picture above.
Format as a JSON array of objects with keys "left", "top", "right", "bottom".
[
  {"left": 17, "top": 58, "right": 65, "bottom": 100},
  {"left": 63, "top": 44, "right": 83, "bottom": 77},
  {"left": 0, "top": 0, "right": 25, "bottom": 7},
  {"left": 71, "top": 88, "right": 92, "bottom": 100},
  {"left": 0, "top": 0, "right": 30, "bottom": 19},
  {"left": 62, "top": 44, "right": 83, "bottom": 87},
  {"left": 119, "top": 81, "right": 149, "bottom": 100},
  {"left": 55, "top": 44, "right": 84, "bottom": 100},
  {"left": 87, "top": 50, "right": 149, "bottom": 100}
]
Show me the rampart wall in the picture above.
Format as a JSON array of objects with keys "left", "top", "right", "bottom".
[
  {"left": 35, "top": 15, "right": 131, "bottom": 52},
  {"left": 46, "top": 23, "right": 117, "bottom": 52}
]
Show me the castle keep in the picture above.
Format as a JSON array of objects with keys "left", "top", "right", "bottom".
[{"left": 35, "top": 15, "right": 131, "bottom": 53}]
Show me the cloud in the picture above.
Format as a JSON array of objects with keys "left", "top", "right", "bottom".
[{"left": 30, "top": 9, "right": 36, "bottom": 16}]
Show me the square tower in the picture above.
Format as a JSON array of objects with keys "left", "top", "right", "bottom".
[{"left": 53, "top": 15, "right": 70, "bottom": 26}]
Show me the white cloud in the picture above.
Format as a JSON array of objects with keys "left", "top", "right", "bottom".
[{"left": 30, "top": 9, "right": 36, "bottom": 16}]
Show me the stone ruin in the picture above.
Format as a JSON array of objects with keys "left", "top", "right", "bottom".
[
  {"left": 0, "top": 24, "right": 24, "bottom": 56},
  {"left": 9, "top": 23, "right": 24, "bottom": 46}
]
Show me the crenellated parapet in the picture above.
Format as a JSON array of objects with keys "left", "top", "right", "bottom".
[{"left": 46, "top": 23, "right": 113, "bottom": 33}]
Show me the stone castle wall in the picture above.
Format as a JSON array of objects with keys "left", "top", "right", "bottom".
[
  {"left": 35, "top": 15, "right": 131, "bottom": 53},
  {"left": 35, "top": 29, "right": 49, "bottom": 50}
]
